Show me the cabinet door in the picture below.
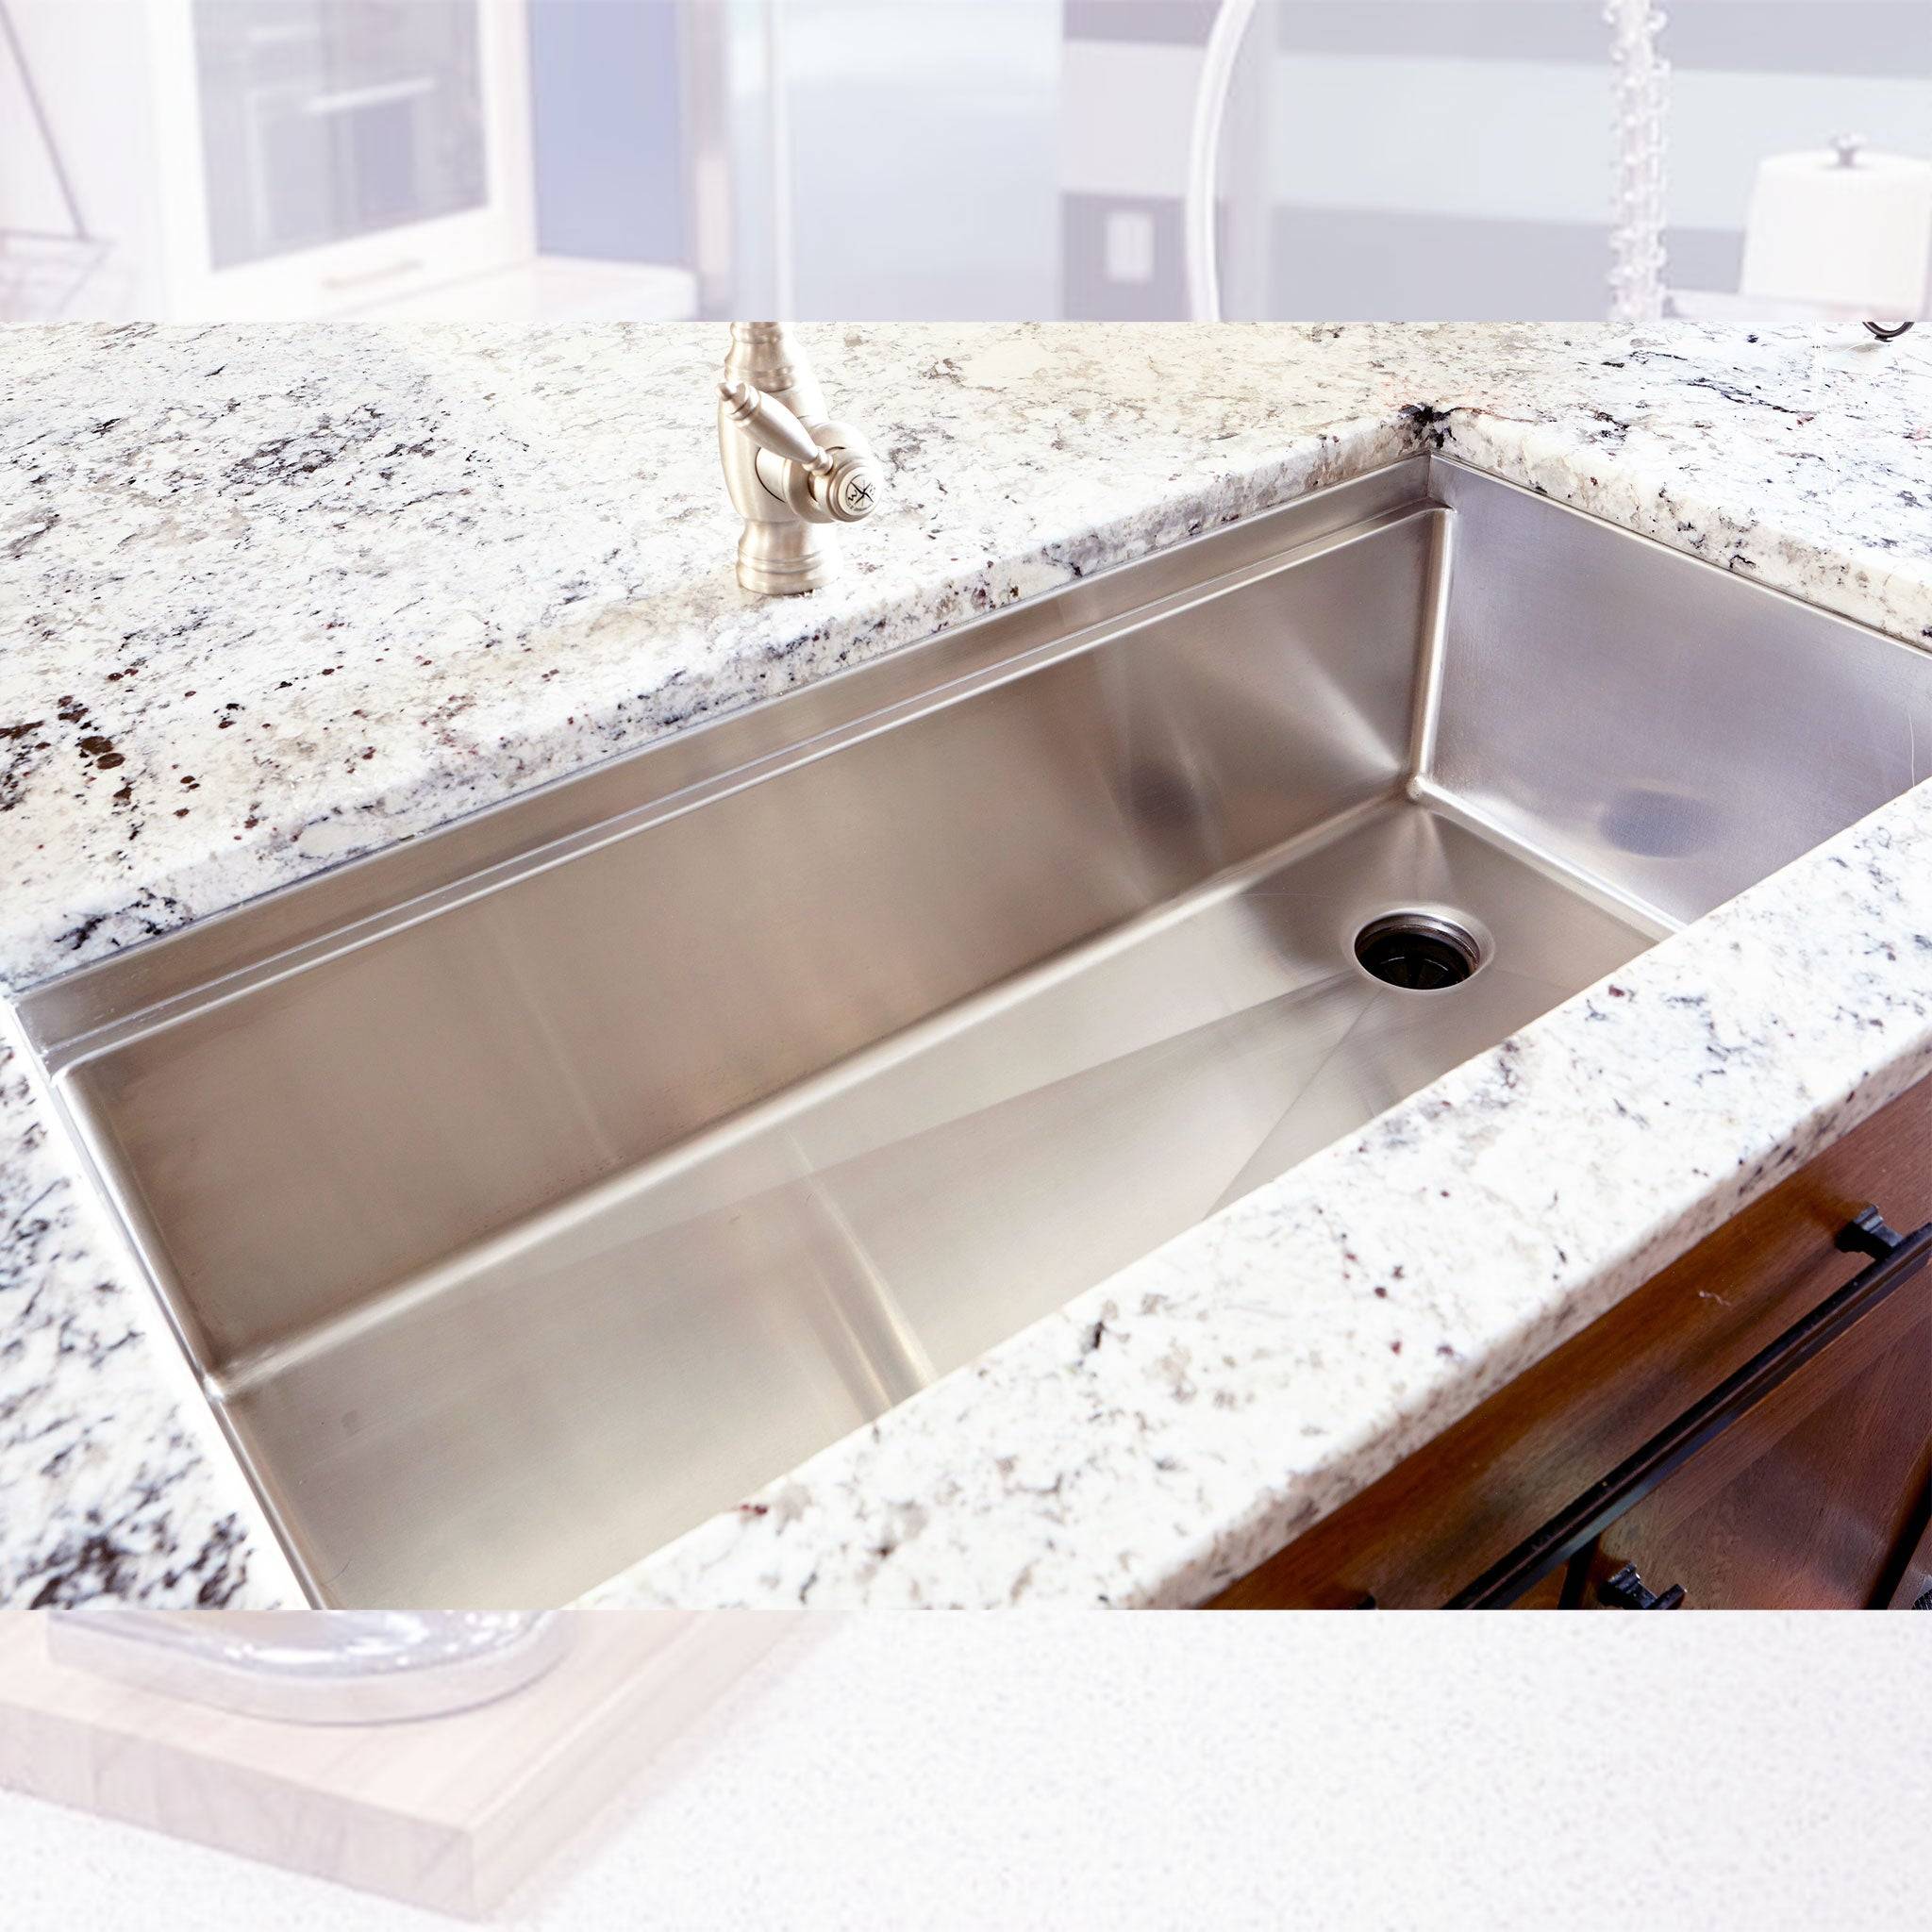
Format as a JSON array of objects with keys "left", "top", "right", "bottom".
[
  {"left": 1577, "top": 1285, "right": 1932, "bottom": 1610},
  {"left": 1214, "top": 1071, "right": 1932, "bottom": 1609},
  {"left": 148, "top": 0, "right": 534, "bottom": 318}
]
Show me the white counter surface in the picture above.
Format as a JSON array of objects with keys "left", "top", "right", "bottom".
[{"left": 0, "top": 1616, "right": 1924, "bottom": 1929}]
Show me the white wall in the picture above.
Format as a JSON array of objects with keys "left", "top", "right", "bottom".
[
  {"left": 769, "top": 0, "right": 1061, "bottom": 318},
  {"left": 0, "top": 0, "right": 160, "bottom": 319},
  {"left": 1058, "top": 0, "right": 1932, "bottom": 319}
]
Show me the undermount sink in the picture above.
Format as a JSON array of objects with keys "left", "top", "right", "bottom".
[{"left": 21, "top": 456, "right": 1932, "bottom": 1607}]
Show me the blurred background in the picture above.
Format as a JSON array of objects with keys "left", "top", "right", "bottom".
[{"left": 0, "top": 0, "right": 1926, "bottom": 325}]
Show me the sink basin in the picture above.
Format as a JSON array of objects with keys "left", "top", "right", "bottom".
[{"left": 22, "top": 456, "right": 1932, "bottom": 1607}]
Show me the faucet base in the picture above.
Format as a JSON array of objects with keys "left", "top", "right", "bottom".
[{"left": 737, "top": 517, "right": 841, "bottom": 596}]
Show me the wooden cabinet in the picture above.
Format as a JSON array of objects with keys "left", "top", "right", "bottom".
[
  {"left": 1567, "top": 1283, "right": 1932, "bottom": 1609},
  {"left": 1214, "top": 1074, "right": 1932, "bottom": 1610}
]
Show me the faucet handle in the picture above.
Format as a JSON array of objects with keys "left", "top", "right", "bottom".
[
  {"left": 718, "top": 378, "right": 826, "bottom": 472},
  {"left": 718, "top": 378, "right": 882, "bottom": 526}
]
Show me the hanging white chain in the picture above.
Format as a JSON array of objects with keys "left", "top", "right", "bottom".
[{"left": 1607, "top": 0, "right": 1670, "bottom": 323}]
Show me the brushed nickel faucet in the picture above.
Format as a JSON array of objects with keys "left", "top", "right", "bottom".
[{"left": 717, "top": 322, "right": 883, "bottom": 595}]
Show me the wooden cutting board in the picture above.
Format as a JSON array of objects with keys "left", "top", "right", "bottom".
[{"left": 0, "top": 1611, "right": 795, "bottom": 1918}]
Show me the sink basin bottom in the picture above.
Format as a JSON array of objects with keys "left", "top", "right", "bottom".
[{"left": 224, "top": 792, "right": 1654, "bottom": 1605}]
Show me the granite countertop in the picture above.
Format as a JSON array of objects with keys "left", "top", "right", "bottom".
[{"left": 3, "top": 321, "right": 1931, "bottom": 1608}]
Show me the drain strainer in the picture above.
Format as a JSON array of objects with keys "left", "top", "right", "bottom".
[{"left": 1354, "top": 911, "right": 1482, "bottom": 991}]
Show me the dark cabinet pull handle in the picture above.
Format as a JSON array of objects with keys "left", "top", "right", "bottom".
[
  {"left": 1836, "top": 1204, "right": 1909, "bottom": 1261},
  {"left": 1596, "top": 1562, "right": 1687, "bottom": 1609},
  {"left": 1448, "top": 1202, "right": 1932, "bottom": 1608}
]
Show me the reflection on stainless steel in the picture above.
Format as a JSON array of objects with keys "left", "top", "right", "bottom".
[
  {"left": 716, "top": 322, "right": 882, "bottom": 594},
  {"left": 20, "top": 458, "right": 1932, "bottom": 1607},
  {"left": 46, "top": 1611, "right": 569, "bottom": 1723}
]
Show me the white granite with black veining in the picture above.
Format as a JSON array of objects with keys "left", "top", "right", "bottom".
[
  {"left": 3, "top": 323, "right": 1930, "bottom": 1607},
  {"left": 0, "top": 1009, "right": 286, "bottom": 1606}
]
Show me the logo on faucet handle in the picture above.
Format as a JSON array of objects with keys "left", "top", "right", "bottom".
[{"left": 834, "top": 470, "right": 875, "bottom": 518}]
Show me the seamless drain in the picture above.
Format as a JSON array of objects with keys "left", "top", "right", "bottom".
[{"left": 1354, "top": 911, "right": 1482, "bottom": 991}]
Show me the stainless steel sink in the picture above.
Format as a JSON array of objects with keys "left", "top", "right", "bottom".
[{"left": 21, "top": 457, "right": 1932, "bottom": 1607}]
